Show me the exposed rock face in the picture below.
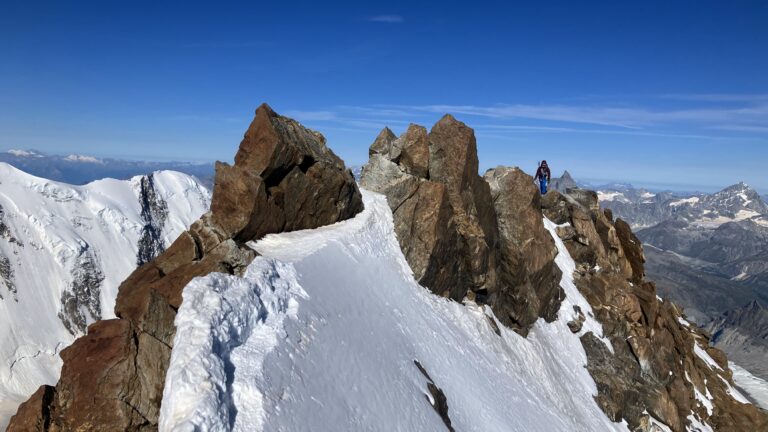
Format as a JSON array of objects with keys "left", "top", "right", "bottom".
[
  {"left": 361, "top": 119, "right": 562, "bottom": 333},
  {"left": 484, "top": 167, "right": 562, "bottom": 328},
  {"left": 0, "top": 254, "right": 15, "bottom": 300},
  {"left": 541, "top": 187, "right": 768, "bottom": 432},
  {"left": 0, "top": 205, "right": 20, "bottom": 301},
  {"left": 0, "top": 204, "right": 22, "bottom": 247},
  {"left": 57, "top": 246, "right": 104, "bottom": 335},
  {"left": 414, "top": 360, "right": 454, "bottom": 432},
  {"left": 8, "top": 104, "right": 363, "bottom": 431},
  {"left": 5, "top": 385, "right": 54, "bottom": 432},
  {"left": 136, "top": 174, "right": 169, "bottom": 266}
]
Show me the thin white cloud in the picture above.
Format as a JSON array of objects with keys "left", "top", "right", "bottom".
[
  {"left": 282, "top": 97, "right": 768, "bottom": 143},
  {"left": 180, "top": 41, "right": 271, "bottom": 48},
  {"left": 473, "top": 124, "right": 735, "bottom": 141},
  {"left": 282, "top": 110, "right": 338, "bottom": 121},
  {"left": 171, "top": 114, "right": 211, "bottom": 122},
  {"left": 660, "top": 93, "right": 768, "bottom": 102},
  {"left": 709, "top": 125, "right": 768, "bottom": 133},
  {"left": 368, "top": 15, "right": 404, "bottom": 23},
  {"left": 400, "top": 103, "right": 768, "bottom": 129}
]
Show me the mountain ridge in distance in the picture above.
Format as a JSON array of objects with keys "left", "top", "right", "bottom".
[{"left": 0, "top": 148, "right": 215, "bottom": 188}]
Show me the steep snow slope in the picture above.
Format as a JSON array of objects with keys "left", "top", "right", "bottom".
[
  {"left": 161, "top": 190, "right": 630, "bottom": 431},
  {"left": 0, "top": 163, "right": 209, "bottom": 429}
]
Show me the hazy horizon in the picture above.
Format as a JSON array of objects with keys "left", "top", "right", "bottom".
[{"left": 1, "top": 145, "right": 764, "bottom": 195}]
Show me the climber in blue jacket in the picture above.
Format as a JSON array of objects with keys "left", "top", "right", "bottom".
[{"left": 534, "top": 160, "right": 551, "bottom": 195}]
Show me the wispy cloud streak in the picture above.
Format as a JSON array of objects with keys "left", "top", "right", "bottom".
[
  {"left": 368, "top": 15, "right": 404, "bottom": 23},
  {"left": 277, "top": 95, "right": 768, "bottom": 141},
  {"left": 396, "top": 103, "right": 768, "bottom": 129}
]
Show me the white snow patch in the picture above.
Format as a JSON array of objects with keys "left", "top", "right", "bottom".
[
  {"left": 731, "top": 272, "right": 749, "bottom": 281},
  {"left": 669, "top": 197, "right": 699, "bottom": 207},
  {"left": 677, "top": 316, "right": 691, "bottom": 328},
  {"left": 687, "top": 413, "right": 714, "bottom": 432},
  {"left": 735, "top": 209, "right": 760, "bottom": 220},
  {"left": 644, "top": 410, "right": 674, "bottom": 432},
  {"left": 692, "top": 209, "right": 761, "bottom": 228},
  {"left": 693, "top": 342, "right": 723, "bottom": 371},
  {"left": 598, "top": 191, "right": 629, "bottom": 202},
  {"left": 738, "top": 192, "right": 751, "bottom": 205},
  {"left": 730, "top": 362, "right": 768, "bottom": 409},
  {"left": 641, "top": 192, "right": 656, "bottom": 199},
  {"left": 161, "top": 190, "right": 627, "bottom": 432},
  {"left": 693, "top": 379, "right": 713, "bottom": 415},
  {"left": 718, "top": 374, "right": 751, "bottom": 405}
]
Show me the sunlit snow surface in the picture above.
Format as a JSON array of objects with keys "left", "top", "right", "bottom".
[
  {"left": 0, "top": 164, "right": 209, "bottom": 429},
  {"left": 162, "top": 190, "right": 630, "bottom": 432}
]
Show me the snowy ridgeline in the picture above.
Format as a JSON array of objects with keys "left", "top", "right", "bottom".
[
  {"left": 0, "top": 163, "right": 209, "bottom": 429},
  {"left": 160, "top": 190, "right": 633, "bottom": 432}
]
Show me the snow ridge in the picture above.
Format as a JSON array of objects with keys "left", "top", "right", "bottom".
[
  {"left": 160, "top": 259, "right": 305, "bottom": 431},
  {"left": 162, "top": 190, "right": 628, "bottom": 432}
]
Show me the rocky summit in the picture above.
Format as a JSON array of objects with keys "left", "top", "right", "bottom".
[
  {"left": 361, "top": 118, "right": 562, "bottom": 334},
  {"left": 7, "top": 104, "right": 363, "bottom": 431}
]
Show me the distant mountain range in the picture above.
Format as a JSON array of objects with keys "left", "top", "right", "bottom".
[
  {"left": 596, "top": 179, "right": 768, "bottom": 381},
  {"left": 0, "top": 149, "right": 215, "bottom": 188}
]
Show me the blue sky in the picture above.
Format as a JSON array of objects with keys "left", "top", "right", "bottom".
[{"left": 1, "top": 1, "right": 767, "bottom": 192}]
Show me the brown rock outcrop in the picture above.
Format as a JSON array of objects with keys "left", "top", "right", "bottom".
[
  {"left": 8, "top": 104, "right": 363, "bottom": 431},
  {"left": 484, "top": 167, "right": 563, "bottom": 329},
  {"left": 6, "top": 386, "right": 54, "bottom": 432},
  {"left": 361, "top": 118, "right": 562, "bottom": 333}
]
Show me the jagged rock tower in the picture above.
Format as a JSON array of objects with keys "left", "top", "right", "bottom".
[
  {"left": 360, "top": 118, "right": 563, "bottom": 335},
  {"left": 7, "top": 104, "right": 363, "bottom": 431}
]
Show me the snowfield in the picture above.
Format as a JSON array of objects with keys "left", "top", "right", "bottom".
[
  {"left": 161, "top": 190, "right": 630, "bottom": 432},
  {"left": 670, "top": 197, "right": 700, "bottom": 207},
  {"left": 597, "top": 191, "right": 630, "bottom": 203},
  {"left": 0, "top": 164, "right": 209, "bottom": 429}
]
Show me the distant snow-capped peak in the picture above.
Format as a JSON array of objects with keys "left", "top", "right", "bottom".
[
  {"left": 64, "top": 154, "right": 103, "bottom": 164},
  {"left": 6, "top": 149, "right": 44, "bottom": 158},
  {"left": 597, "top": 181, "right": 768, "bottom": 229}
]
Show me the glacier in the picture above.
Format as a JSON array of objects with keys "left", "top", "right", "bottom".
[
  {"left": 161, "top": 190, "right": 631, "bottom": 432},
  {"left": 0, "top": 163, "right": 210, "bottom": 429}
]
